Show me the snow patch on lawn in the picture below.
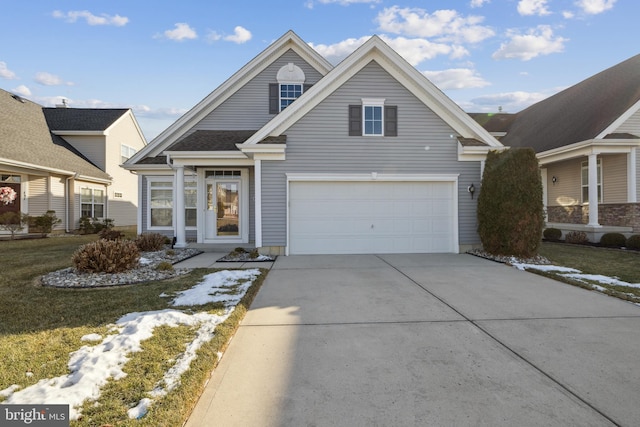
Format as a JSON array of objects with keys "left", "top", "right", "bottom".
[{"left": 1, "top": 269, "right": 261, "bottom": 421}]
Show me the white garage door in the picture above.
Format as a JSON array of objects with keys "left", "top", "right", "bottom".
[{"left": 289, "top": 180, "right": 456, "bottom": 254}]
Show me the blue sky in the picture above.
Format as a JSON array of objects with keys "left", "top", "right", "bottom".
[{"left": 0, "top": 0, "right": 633, "bottom": 140}]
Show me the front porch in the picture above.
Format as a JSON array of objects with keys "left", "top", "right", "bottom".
[{"left": 547, "top": 203, "right": 640, "bottom": 240}]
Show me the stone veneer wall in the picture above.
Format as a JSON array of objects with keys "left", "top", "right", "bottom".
[{"left": 547, "top": 203, "right": 640, "bottom": 232}]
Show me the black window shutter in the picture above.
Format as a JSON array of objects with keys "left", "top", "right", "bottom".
[
  {"left": 269, "top": 83, "right": 279, "bottom": 114},
  {"left": 385, "top": 106, "right": 397, "bottom": 137},
  {"left": 348, "top": 105, "right": 362, "bottom": 136}
]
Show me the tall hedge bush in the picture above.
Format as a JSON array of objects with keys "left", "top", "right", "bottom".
[{"left": 477, "top": 148, "right": 544, "bottom": 257}]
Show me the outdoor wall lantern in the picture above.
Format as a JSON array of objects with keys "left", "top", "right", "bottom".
[
  {"left": 468, "top": 183, "right": 476, "bottom": 199},
  {"left": 552, "top": 176, "right": 558, "bottom": 185}
]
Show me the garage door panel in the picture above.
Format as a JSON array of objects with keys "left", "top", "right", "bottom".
[{"left": 289, "top": 181, "right": 456, "bottom": 254}]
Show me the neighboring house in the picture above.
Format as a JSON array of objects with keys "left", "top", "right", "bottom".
[
  {"left": 473, "top": 54, "right": 640, "bottom": 241},
  {"left": 0, "top": 89, "right": 147, "bottom": 236},
  {"left": 124, "top": 30, "right": 503, "bottom": 255}
]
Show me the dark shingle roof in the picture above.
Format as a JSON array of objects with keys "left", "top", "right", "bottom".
[
  {"left": 43, "top": 108, "right": 128, "bottom": 131},
  {"left": 467, "top": 113, "right": 517, "bottom": 134},
  {"left": 500, "top": 54, "right": 640, "bottom": 152},
  {"left": 168, "top": 130, "right": 257, "bottom": 151},
  {"left": 0, "top": 89, "right": 110, "bottom": 180}
]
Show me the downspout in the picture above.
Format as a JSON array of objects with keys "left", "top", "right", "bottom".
[{"left": 65, "top": 173, "right": 79, "bottom": 233}]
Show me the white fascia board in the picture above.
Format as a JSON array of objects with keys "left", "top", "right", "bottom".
[
  {"left": 457, "top": 144, "right": 507, "bottom": 162},
  {"left": 596, "top": 99, "right": 640, "bottom": 139},
  {"left": 537, "top": 139, "right": 640, "bottom": 165},
  {"left": 122, "top": 164, "right": 172, "bottom": 172},
  {"left": 238, "top": 144, "right": 287, "bottom": 161},
  {"left": 0, "top": 157, "right": 111, "bottom": 185},
  {"left": 163, "top": 150, "right": 249, "bottom": 160},
  {"left": 172, "top": 158, "right": 255, "bottom": 167}
]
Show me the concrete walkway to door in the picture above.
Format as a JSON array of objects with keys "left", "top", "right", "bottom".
[{"left": 185, "top": 254, "right": 640, "bottom": 427}]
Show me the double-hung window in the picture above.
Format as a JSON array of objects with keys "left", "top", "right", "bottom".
[
  {"left": 581, "top": 159, "right": 602, "bottom": 204},
  {"left": 149, "top": 180, "right": 173, "bottom": 227},
  {"left": 280, "top": 84, "right": 302, "bottom": 111},
  {"left": 185, "top": 181, "right": 197, "bottom": 227},
  {"left": 121, "top": 144, "right": 137, "bottom": 164},
  {"left": 81, "top": 188, "right": 105, "bottom": 218},
  {"left": 349, "top": 99, "right": 397, "bottom": 137}
]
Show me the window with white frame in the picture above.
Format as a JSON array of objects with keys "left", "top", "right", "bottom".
[
  {"left": 149, "top": 180, "right": 173, "bottom": 227},
  {"left": 349, "top": 99, "right": 397, "bottom": 137},
  {"left": 148, "top": 178, "right": 197, "bottom": 228},
  {"left": 81, "top": 188, "right": 105, "bottom": 218},
  {"left": 581, "top": 159, "right": 602, "bottom": 204},
  {"left": 363, "top": 104, "right": 384, "bottom": 135},
  {"left": 280, "top": 84, "right": 302, "bottom": 111},
  {"left": 185, "top": 181, "right": 197, "bottom": 227},
  {"left": 121, "top": 144, "right": 137, "bottom": 163}
]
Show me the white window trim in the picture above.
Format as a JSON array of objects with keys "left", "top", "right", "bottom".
[
  {"left": 362, "top": 98, "right": 385, "bottom": 136},
  {"left": 121, "top": 144, "right": 137, "bottom": 163},
  {"left": 147, "top": 177, "right": 174, "bottom": 230},
  {"left": 581, "top": 159, "right": 602, "bottom": 204},
  {"left": 80, "top": 187, "right": 106, "bottom": 219},
  {"left": 184, "top": 179, "right": 197, "bottom": 230},
  {"left": 279, "top": 82, "right": 303, "bottom": 112}
]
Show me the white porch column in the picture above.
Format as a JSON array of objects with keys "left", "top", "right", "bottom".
[
  {"left": 587, "top": 153, "right": 601, "bottom": 227},
  {"left": 174, "top": 165, "right": 187, "bottom": 248},
  {"left": 254, "top": 160, "right": 262, "bottom": 248},
  {"left": 628, "top": 147, "right": 637, "bottom": 203}
]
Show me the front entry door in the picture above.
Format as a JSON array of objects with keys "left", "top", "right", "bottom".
[{"left": 205, "top": 179, "right": 241, "bottom": 239}]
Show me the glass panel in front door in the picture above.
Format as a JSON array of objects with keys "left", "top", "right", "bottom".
[{"left": 216, "top": 182, "right": 239, "bottom": 236}]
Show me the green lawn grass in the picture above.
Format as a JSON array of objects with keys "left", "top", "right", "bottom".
[
  {"left": 538, "top": 241, "right": 640, "bottom": 301},
  {"left": 0, "top": 236, "right": 267, "bottom": 426}
]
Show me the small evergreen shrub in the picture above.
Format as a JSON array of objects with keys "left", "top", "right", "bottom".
[
  {"left": 78, "top": 216, "right": 94, "bottom": 234},
  {"left": 0, "top": 212, "right": 28, "bottom": 240},
  {"left": 249, "top": 249, "right": 260, "bottom": 259},
  {"left": 477, "top": 148, "right": 544, "bottom": 257},
  {"left": 98, "top": 228, "right": 124, "bottom": 241},
  {"left": 73, "top": 239, "right": 140, "bottom": 273},
  {"left": 626, "top": 234, "right": 640, "bottom": 250},
  {"left": 565, "top": 231, "right": 588, "bottom": 244},
  {"left": 31, "top": 210, "right": 61, "bottom": 236},
  {"left": 543, "top": 228, "right": 562, "bottom": 241},
  {"left": 165, "top": 249, "right": 176, "bottom": 257},
  {"left": 599, "top": 233, "right": 626, "bottom": 248},
  {"left": 155, "top": 261, "right": 174, "bottom": 272},
  {"left": 135, "top": 233, "right": 167, "bottom": 252}
]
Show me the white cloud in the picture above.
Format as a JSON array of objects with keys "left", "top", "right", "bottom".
[
  {"left": 492, "top": 25, "right": 568, "bottom": 61},
  {"left": 158, "top": 23, "right": 198, "bottom": 41},
  {"left": 423, "top": 68, "right": 491, "bottom": 90},
  {"left": 52, "top": 10, "right": 128, "bottom": 26},
  {"left": 470, "top": 0, "right": 490, "bottom": 7},
  {"left": 12, "top": 85, "right": 31, "bottom": 96},
  {"left": 562, "top": 10, "right": 575, "bottom": 18},
  {"left": 375, "top": 6, "right": 495, "bottom": 44},
  {"left": 310, "top": 35, "right": 464, "bottom": 66},
  {"left": 575, "top": 0, "right": 616, "bottom": 14},
  {"left": 34, "top": 72, "right": 73, "bottom": 86},
  {"left": 306, "top": 0, "right": 380, "bottom": 8},
  {"left": 517, "top": 0, "right": 551, "bottom": 16},
  {"left": 0, "top": 61, "right": 16, "bottom": 79},
  {"left": 223, "top": 26, "right": 252, "bottom": 44}
]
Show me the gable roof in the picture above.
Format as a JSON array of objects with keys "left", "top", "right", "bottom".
[
  {"left": 241, "top": 35, "right": 502, "bottom": 148},
  {"left": 500, "top": 54, "right": 640, "bottom": 153},
  {"left": 0, "top": 89, "right": 111, "bottom": 181},
  {"left": 127, "top": 30, "right": 333, "bottom": 165},
  {"left": 43, "top": 108, "right": 129, "bottom": 132}
]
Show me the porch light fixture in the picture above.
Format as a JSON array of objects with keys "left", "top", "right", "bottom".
[
  {"left": 552, "top": 176, "right": 558, "bottom": 185},
  {"left": 468, "top": 183, "right": 475, "bottom": 199}
]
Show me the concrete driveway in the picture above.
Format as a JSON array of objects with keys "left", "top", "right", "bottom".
[{"left": 185, "top": 254, "right": 640, "bottom": 427}]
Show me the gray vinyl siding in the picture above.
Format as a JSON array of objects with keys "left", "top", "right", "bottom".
[
  {"left": 192, "top": 49, "right": 324, "bottom": 132},
  {"left": 260, "top": 61, "right": 483, "bottom": 248},
  {"left": 28, "top": 176, "right": 48, "bottom": 215},
  {"left": 615, "top": 108, "right": 640, "bottom": 135},
  {"left": 603, "top": 154, "right": 627, "bottom": 203}
]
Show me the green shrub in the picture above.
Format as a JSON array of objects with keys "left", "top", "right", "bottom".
[
  {"left": 72, "top": 239, "right": 140, "bottom": 273},
  {"left": 543, "top": 228, "right": 562, "bottom": 241},
  {"left": 477, "top": 148, "right": 544, "bottom": 257},
  {"left": 31, "top": 210, "right": 61, "bottom": 236},
  {"left": 135, "top": 233, "right": 167, "bottom": 252},
  {"left": 155, "top": 261, "right": 174, "bottom": 272},
  {"left": 78, "top": 216, "right": 94, "bottom": 234},
  {"left": 626, "top": 234, "right": 640, "bottom": 250},
  {"left": 0, "top": 212, "right": 28, "bottom": 240},
  {"left": 565, "top": 230, "right": 588, "bottom": 244},
  {"left": 249, "top": 249, "right": 260, "bottom": 259},
  {"left": 599, "top": 232, "right": 626, "bottom": 248},
  {"left": 98, "top": 228, "right": 124, "bottom": 241}
]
